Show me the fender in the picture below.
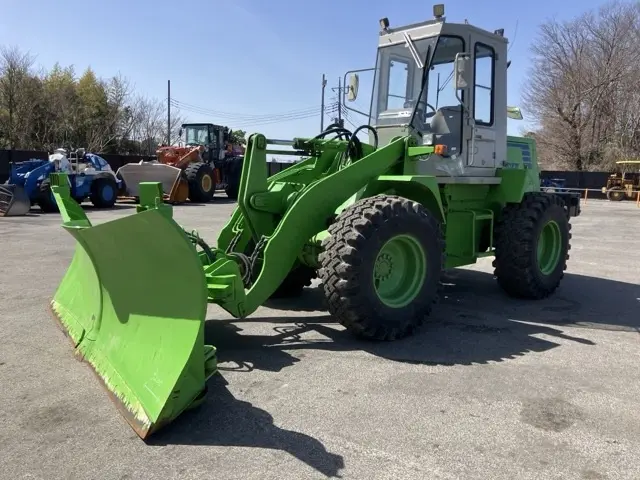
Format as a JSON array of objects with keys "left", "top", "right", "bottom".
[{"left": 364, "top": 174, "right": 445, "bottom": 222}]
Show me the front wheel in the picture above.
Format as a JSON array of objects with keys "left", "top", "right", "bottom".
[
  {"left": 493, "top": 193, "right": 571, "bottom": 299},
  {"left": 185, "top": 162, "right": 215, "bottom": 203},
  {"left": 90, "top": 177, "right": 118, "bottom": 208},
  {"left": 606, "top": 187, "right": 625, "bottom": 201},
  {"left": 319, "top": 194, "right": 444, "bottom": 341}
]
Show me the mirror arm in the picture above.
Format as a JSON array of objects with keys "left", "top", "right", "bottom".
[{"left": 341, "top": 67, "right": 377, "bottom": 118}]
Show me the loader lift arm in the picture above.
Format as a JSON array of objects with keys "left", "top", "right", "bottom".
[{"left": 201, "top": 128, "right": 413, "bottom": 318}]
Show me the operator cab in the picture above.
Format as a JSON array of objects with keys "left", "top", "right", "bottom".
[
  {"left": 350, "top": 5, "right": 511, "bottom": 178},
  {"left": 180, "top": 123, "right": 231, "bottom": 163}
]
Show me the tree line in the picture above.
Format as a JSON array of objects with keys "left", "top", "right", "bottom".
[
  {"left": 523, "top": 0, "right": 640, "bottom": 171},
  {"left": 3, "top": 1, "right": 639, "bottom": 171},
  {"left": 0, "top": 46, "right": 185, "bottom": 155}
]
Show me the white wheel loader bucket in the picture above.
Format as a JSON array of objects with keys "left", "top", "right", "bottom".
[{"left": 116, "top": 163, "right": 182, "bottom": 197}]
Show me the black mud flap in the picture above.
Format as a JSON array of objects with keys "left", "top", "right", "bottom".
[
  {"left": 0, "top": 184, "right": 31, "bottom": 217},
  {"left": 549, "top": 191, "right": 581, "bottom": 218}
]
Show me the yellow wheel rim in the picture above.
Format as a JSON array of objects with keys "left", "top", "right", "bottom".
[{"left": 201, "top": 174, "right": 212, "bottom": 192}]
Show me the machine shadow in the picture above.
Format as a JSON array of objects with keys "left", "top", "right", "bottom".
[
  {"left": 438, "top": 268, "right": 640, "bottom": 331},
  {"left": 204, "top": 268, "right": 639, "bottom": 372},
  {"left": 153, "top": 269, "right": 636, "bottom": 476},
  {"left": 263, "top": 286, "right": 328, "bottom": 312},
  {"left": 147, "top": 375, "right": 345, "bottom": 478}
]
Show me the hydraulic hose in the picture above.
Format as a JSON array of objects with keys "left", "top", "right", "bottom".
[
  {"left": 314, "top": 123, "right": 379, "bottom": 162},
  {"left": 184, "top": 229, "right": 216, "bottom": 263}
]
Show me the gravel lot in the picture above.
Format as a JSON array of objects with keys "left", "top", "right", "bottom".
[{"left": 1, "top": 196, "right": 639, "bottom": 480}]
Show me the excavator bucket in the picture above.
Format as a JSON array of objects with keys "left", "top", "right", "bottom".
[
  {"left": 49, "top": 178, "right": 217, "bottom": 439},
  {"left": 0, "top": 184, "right": 31, "bottom": 216}
]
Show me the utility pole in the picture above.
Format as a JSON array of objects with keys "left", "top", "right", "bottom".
[
  {"left": 320, "top": 74, "right": 327, "bottom": 131},
  {"left": 167, "top": 80, "right": 171, "bottom": 146},
  {"left": 337, "top": 76, "right": 342, "bottom": 125},
  {"left": 330, "top": 77, "right": 345, "bottom": 128}
]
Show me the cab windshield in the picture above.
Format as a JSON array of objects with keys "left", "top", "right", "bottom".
[
  {"left": 184, "top": 125, "right": 210, "bottom": 145},
  {"left": 371, "top": 34, "right": 465, "bottom": 129}
]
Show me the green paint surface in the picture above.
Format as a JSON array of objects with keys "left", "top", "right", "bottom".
[
  {"left": 373, "top": 234, "right": 427, "bottom": 308},
  {"left": 51, "top": 177, "right": 215, "bottom": 437}
]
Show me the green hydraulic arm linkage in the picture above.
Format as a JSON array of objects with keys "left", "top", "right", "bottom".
[{"left": 203, "top": 131, "right": 411, "bottom": 318}]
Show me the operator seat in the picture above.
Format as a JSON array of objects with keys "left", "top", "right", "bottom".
[{"left": 429, "top": 105, "right": 463, "bottom": 156}]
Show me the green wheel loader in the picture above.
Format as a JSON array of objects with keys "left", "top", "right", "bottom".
[{"left": 48, "top": 4, "right": 582, "bottom": 439}]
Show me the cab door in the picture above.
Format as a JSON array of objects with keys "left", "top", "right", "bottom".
[{"left": 468, "top": 42, "right": 496, "bottom": 169}]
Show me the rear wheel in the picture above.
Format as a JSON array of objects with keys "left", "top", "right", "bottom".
[
  {"left": 606, "top": 187, "right": 625, "bottom": 201},
  {"left": 493, "top": 192, "right": 571, "bottom": 299},
  {"left": 224, "top": 157, "right": 242, "bottom": 200},
  {"left": 185, "top": 162, "right": 215, "bottom": 203},
  {"left": 90, "top": 176, "right": 118, "bottom": 208},
  {"left": 319, "top": 194, "right": 444, "bottom": 341}
]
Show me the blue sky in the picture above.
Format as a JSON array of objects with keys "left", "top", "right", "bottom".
[{"left": 1, "top": 0, "right": 608, "bottom": 141}]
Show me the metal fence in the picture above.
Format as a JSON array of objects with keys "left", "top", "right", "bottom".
[
  {"left": 544, "top": 185, "right": 640, "bottom": 207},
  {"left": 1, "top": 149, "right": 634, "bottom": 206}
]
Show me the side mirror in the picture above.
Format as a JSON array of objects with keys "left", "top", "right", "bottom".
[
  {"left": 453, "top": 53, "right": 472, "bottom": 90},
  {"left": 178, "top": 128, "right": 183, "bottom": 137},
  {"left": 507, "top": 106, "right": 523, "bottom": 120},
  {"left": 347, "top": 73, "right": 359, "bottom": 102}
]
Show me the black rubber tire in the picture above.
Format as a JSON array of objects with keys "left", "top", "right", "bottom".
[
  {"left": 606, "top": 187, "right": 625, "bottom": 201},
  {"left": 224, "top": 157, "right": 242, "bottom": 200},
  {"left": 225, "top": 182, "right": 239, "bottom": 200},
  {"left": 90, "top": 176, "right": 118, "bottom": 208},
  {"left": 318, "top": 194, "right": 444, "bottom": 341},
  {"left": 493, "top": 192, "right": 571, "bottom": 299},
  {"left": 270, "top": 264, "right": 318, "bottom": 298},
  {"left": 185, "top": 162, "right": 215, "bottom": 203},
  {"left": 37, "top": 179, "right": 59, "bottom": 213}
]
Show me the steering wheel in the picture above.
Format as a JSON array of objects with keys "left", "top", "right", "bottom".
[{"left": 403, "top": 99, "right": 437, "bottom": 120}]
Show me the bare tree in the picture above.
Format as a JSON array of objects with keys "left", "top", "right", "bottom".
[
  {"left": 523, "top": 1, "right": 640, "bottom": 171},
  {"left": 129, "top": 95, "right": 184, "bottom": 154}
]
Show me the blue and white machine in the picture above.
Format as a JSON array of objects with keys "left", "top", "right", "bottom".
[{"left": 0, "top": 148, "right": 122, "bottom": 216}]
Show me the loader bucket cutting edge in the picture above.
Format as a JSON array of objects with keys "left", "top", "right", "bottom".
[
  {"left": 50, "top": 197, "right": 216, "bottom": 439},
  {"left": 0, "top": 184, "right": 31, "bottom": 216}
]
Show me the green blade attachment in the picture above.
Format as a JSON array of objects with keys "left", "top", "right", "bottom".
[{"left": 50, "top": 181, "right": 216, "bottom": 438}]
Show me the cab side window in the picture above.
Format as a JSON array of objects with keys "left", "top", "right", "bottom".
[
  {"left": 387, "top": 59, "right": 410, "bottom": 110},
  {"left": 474, "top": 43, "right": 494, "bottom": 125}
]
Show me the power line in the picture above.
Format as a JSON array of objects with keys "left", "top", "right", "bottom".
[
  {"left": 173, "top": 100, "right": 339, "bottom": 128},
  {"left": 233, "top": 105, "right": 339, "bottom": 128},
  {"left": 170, "top": 98, "right": 324, "bottom": 121},
  {"left": 341, "top": 107, "right": 358, "bottom": 129}
]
